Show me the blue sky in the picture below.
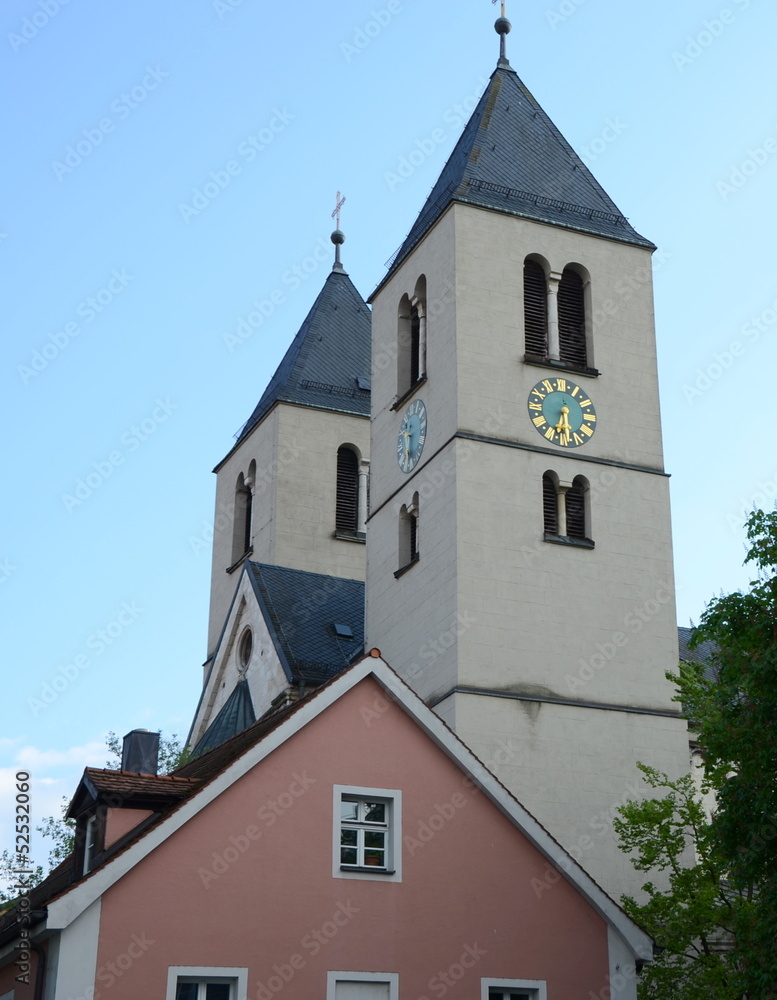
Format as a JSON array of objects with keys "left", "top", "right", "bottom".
[{"left": 3, "top": 0, "right": 776, "bottom": 865}]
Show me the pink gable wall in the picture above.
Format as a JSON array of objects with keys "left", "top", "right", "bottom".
[
  {"left": 91, "top": 677, "right": 612, "bottom": 998},
  {"left": 104, "top": 807, "right": 154, "bottom": 849}
]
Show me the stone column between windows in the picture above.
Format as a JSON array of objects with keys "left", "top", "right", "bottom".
[
  {"left": 357, "top": 460, "right": 370, "bottom": 534},
  {"left": 557, "top": 481, "right": 572, "bottom": 536},
  {"left": 547, "top": 271, "right": 562, "bottom": 361}
]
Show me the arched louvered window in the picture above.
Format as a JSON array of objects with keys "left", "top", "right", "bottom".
[
  {"left": 524, "top": 260, "right": 548, "bottom": 358},
  {"left": 410, "top": 305, "right": 421, "bottom": 386},
  {"left": 566, "top": 476, "right": 587, "bottom": 540},
  {"left": 558, "top": 268, "right": 587, "bottom": 367},
  {"left": 542, "top": 474, "right": 558, "bottom": 535},
  {"left": 232, "top": 472, "right": 253, "bottom": 564},
  {"left": 397, "top": 495, "right": 419, "bottom": 572},
  {"left": 336, "top": 446, "right": 359, "bottom": 534}
]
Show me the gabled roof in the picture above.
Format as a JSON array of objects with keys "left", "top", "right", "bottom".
[
  {"left": 246, "top": 562, "right": 365, "bottom": 684},
  {"left": 231, "top": 269, "right": 371, "bottom": 450},
  {"left": 190, "top": 678, "right": 257, "bottom": 758},
  {"left": 383, "top": 63, "right": 654, "bottom": 282},
  {"left": 13, "top": 655, "right": 653, "bottom": 964}
]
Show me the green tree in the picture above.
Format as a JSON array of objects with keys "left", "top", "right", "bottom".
[
  {"left": 1, "top": 730, "right": 190, "bottom": 904},
  {"left": 616, "top": 509, "right": 777, "bottom": 999}
]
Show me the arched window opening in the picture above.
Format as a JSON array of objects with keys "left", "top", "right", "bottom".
[
  {"left": 336, "top": 446, "right": 359, "bottom": 535},
  {"left": 524, "top": 259, "right": 548, "bottom": 358},
  {"left": 566, "top": 476, "right": 587, "bottom": 540},
  {"left": 396, "top": 279, "right": 427, "bottom": 399},
  {"left": 397, "top": 494, "right": 419, "bottom": 573},
  {"left": 558, "top": 268, "right": 587, "bottom": 367},
  {"left": 232, "top": 472, "right": 253, "bottom": 565},
  {"left": 410, "top": 304, "right": 421, "bottom": 386},
  {"left": 542, "top": 473, "right": 558, "bottom": 535}
]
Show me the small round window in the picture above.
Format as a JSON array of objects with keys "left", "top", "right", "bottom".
[{"left": 238, "top": 628, "right": 253, "bottom": 669}]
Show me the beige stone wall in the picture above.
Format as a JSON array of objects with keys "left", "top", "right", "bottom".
[
  {"left": 207, "top": 403, "right": 368, "bottom": 661},
  {"left": 366, "top": 202, "right": 689, "bottom": 901}
]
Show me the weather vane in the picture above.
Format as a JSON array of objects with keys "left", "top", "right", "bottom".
[{"left": 332, "top": 191, "right": 346, "bottom": 230}]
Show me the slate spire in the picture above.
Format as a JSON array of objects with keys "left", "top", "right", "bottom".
[{"left": 384, "top": 15, "right": 654, "bottom": 277}]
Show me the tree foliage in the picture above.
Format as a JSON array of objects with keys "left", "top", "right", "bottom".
[{"left": 616, "top": 509, "right": 777, "bottom": 999}]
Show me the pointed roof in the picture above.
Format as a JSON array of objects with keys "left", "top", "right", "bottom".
[
  {"left": 246, "top": 562, "right": 365, "bottom": 684},
  {"left": 190, "top": 678, "right": 256, "bottom": 758},
  {"left": 384, "top": 64, "right": 654, "bottom": 280},
  {"left": 233, "top": 269, "right": 371, "bottom": 448}
]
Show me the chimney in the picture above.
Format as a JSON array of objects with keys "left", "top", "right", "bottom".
[{"left": 121, "top": 729, "right": 160, "bottom": 774}]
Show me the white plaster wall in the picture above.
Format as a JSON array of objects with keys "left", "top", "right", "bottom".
[{"left": 51, "top": 900, "right": 101, "bottom": 1000}]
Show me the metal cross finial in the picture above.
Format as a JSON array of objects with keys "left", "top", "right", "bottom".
[
  {"left": 332, "top": 191, "right": 346, "bottom": 229},
  {"left": 492, "top": 0, "right": 506, "bottom": 18}
]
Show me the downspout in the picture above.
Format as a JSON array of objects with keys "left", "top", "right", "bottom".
[{"left": 31, "top": 939, "right": 47, "bottom": 1000}]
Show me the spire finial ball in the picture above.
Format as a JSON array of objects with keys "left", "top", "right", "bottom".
[
  {"left": 495, "top": 16, "right": 511, "bottom": 35},
  {"left": 331, "top": 229, "right": 345, "bottom": 246}
]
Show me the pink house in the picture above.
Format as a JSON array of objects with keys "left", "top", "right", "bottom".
[{"left": 0, "top": 654, "right": 652, "bottom": 1000}]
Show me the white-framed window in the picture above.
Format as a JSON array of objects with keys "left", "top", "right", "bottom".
[
  {"left": 327, "top": 971, "right": 399, "bottom": 1000},
  {"left": 482, "top": 979, "right": 547, "bottom": 1000},
  {"left": 165, "top": 967, "right": 248, "bottom": 1000},
  {"left": 332, "top": 785, "right": 402, "bottom": 882}
]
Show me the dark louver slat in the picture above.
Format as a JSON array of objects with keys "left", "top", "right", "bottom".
[
  {"left": 524, "top": 261, "right": 548, "bottom": 357},
  {"left": 241, "top": 488, "right": 252, "bottom": 553},
  {"left": 566, "top": 479, "right": 586, "bottom": 539},
  {"left": 336, "top": 447, "right": 359, "bottom": 533},
  {"left": 409, "top": 513, "right": 418, "bottom": 559},
  {"left": 558, "top": 269, "right": 587, "bottom": 367},
  {"left": 543, "top": 475, "right": 558, "bottom": 535}
]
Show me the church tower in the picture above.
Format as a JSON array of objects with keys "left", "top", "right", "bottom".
[
  {"left": 365, "top": 16, "right": 689, "bottom": 899},
  {"left": 205, "top": 228, "right": 371, "bottom": 666}
]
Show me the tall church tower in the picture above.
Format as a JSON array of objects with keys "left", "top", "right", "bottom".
[{"left": 366, "top": 17, "right": 689, "bottom": 899}]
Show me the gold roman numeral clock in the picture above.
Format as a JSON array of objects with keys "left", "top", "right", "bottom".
[{"left": 527, "top": 377, "right": 597, "bottom": 448}]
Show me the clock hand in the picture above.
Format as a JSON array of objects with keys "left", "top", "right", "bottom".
[{"left": 555, "top": 405, "right": 572, "bottom": 445}]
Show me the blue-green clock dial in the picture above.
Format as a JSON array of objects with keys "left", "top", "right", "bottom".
[
  {"left": 397, "top": 399, "right": 427, "bottom": 473},
  {"left": 528, "top": 377, "right": 597, "bottom": 448}
]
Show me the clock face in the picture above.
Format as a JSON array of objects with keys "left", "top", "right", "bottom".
[
  {"left": 397, "top": 399, "right": 427, "bottom": 473},
  {"left": 527, "top": 377, "right": 597, "bottom": 448}
]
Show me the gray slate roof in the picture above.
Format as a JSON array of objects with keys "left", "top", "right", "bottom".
[
  {"left": 235, "top": 269, "right": 371, "bottom": 445},
  {"left": 386, "top": 63, "right": 654, "bottom": 278},
  {"left": 678, "top": 625, "right": 718, "bottom": 682},
  {"left": 191, "top": 678, "right": 256, "bottom": 759},
  {"left": 247, "top": 562, "right": 365, "bottom": 684}
]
